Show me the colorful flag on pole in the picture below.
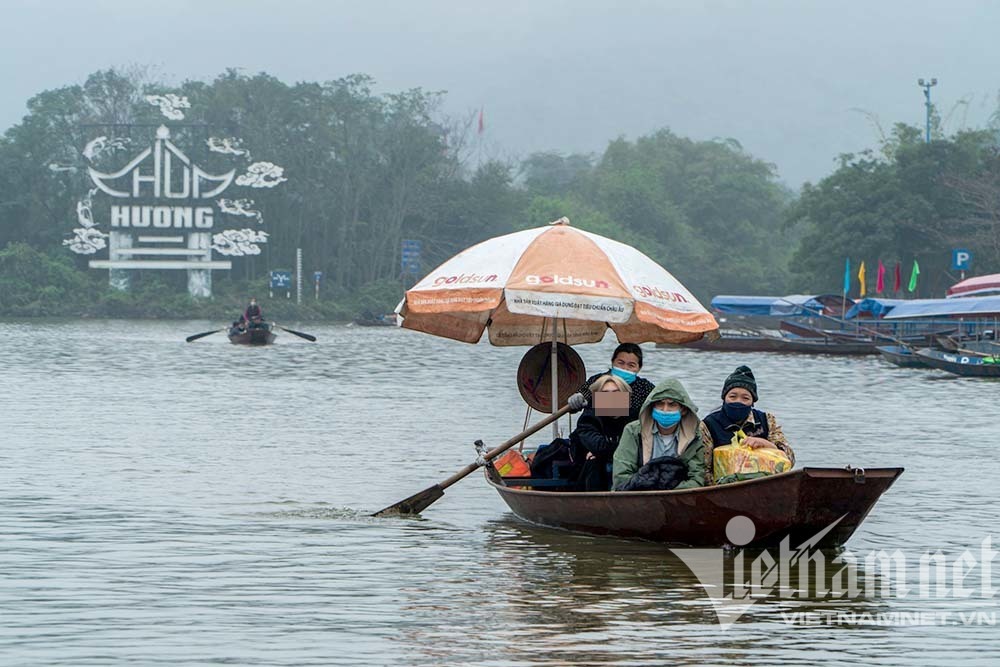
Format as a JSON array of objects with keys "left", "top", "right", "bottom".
[
  {"left": 876, "top": 260, "right": 886, "bottom": 294},
  {"left": 858, "top": 261, "right": 866, "bottom": 298},
  {"left": 478, "top": 107, "right": 485, "bottom": 135},
  {"left": 908, "top": 259, "right": 920, "bottom": 292},
  {"left": 843, "top": 258, "right": 851, "bottom": 294},
  {"left": 893, "top": 262, "right": 902, "bottom": 293}
]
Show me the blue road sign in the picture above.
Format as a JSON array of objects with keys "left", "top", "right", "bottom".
[
  {"left": 951, "top": 249, "right": 972, "bottom": 271},
  {"left": 270, "top": 270, "right": 292, "bottom": 289},
  {"left": 401, "top": 239, "right": 422, "bottom": 273},
  {"left": 313, "top": 271, "right": 323, "bottom": 283}
]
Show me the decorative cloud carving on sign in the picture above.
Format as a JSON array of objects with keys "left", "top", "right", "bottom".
[
  {"left": 83, "top": 136, "right": 131, "bottom": 162},
  {"left": 145, "top": 94, "right": 191, "bottom": 120},
  {"left": 76, "top": 188, "right": 99, "bottom": 229},
  {"left": 235, "top": 162, "right": 287, "bottom": 188},
  {"left": 217, "top": 198, "right": 263, "bottom": 224},
  {"left": 63, "top": 227, "right": 109, "bottom": 254},
  {"left": 207, "top": 137, "right": 251, "bottom": 160},
  {"left": 211, "top": 228, "right": 269, "bottom": 256}
]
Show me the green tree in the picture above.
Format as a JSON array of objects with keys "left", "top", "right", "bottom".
[{"left": 788, "top": 126, "right": 996, "bottom": 296}]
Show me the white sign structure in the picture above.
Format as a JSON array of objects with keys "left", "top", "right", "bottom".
[{"left": 64, "top": 98, "right": 287, "bottom": 298}]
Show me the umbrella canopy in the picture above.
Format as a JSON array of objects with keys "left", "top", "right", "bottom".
[{"left": 397, "top": 218, "right": 718, "bottom": 345}]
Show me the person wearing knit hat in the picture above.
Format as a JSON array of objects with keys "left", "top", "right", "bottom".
[
  {"left": 722, "top": 365, "right": 758, "bottom": 402},
  {"left": 698, "top": 365, "right": 795, "bottom": 484}
]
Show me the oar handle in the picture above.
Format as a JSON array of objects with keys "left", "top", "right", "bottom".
[{"left": 437, "top": 405, "right": 571, "bottom": 490}]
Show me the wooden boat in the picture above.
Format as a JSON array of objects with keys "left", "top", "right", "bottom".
[
  {"left": 876, "top": 345, "right": 928, "bottom": 368},
  {"left": 781, "top": 320, "right": 956, "bottom": 346},
  {"left": 665, "top": 332, "right": 877, "bottom": 355},
  {"left": 932, "top": 334, "right": 998, "bottom": 354},
  {"left": 915, "top": 348, "right": 1000, "bottom": 377},
  {"left": 778, "top": 320, "right": 828, "bottom": 338},
  {"left": 228, "top": 322, "right": 277, "bottom": 345},
  {"left": 354, "top": 313, "right": 396, "bottom": 327},
  {"left": 672, "top": 329, "right": 789, "bottom": 352},
  {"left": 486, "top": 466, "right": 904, "bottom": 548}
]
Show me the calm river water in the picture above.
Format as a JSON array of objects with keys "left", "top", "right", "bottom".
[{"left": 1, "top": 320, "right": 998, "bottom": 666}]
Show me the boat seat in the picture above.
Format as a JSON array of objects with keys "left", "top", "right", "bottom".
[{"left": 500, "top": 477, "right": 576, "bottom": 489}]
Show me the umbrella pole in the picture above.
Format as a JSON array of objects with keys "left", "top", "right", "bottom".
[{"left": 551, "top": 317, "right": 559, "bottom": 439}]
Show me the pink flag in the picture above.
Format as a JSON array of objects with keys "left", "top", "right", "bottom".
[
  {"left": 876, "top": 260, "right": 886, "bottom": 294},
  {"left": 477, "top": 107, "right": 484, "bottom": 135}
]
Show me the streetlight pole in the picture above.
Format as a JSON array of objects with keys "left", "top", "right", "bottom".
[{"left": 917, "top": 78, "right": 937, "bottom": 143}]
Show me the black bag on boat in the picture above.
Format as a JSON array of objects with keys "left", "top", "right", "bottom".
[
  {"left": 529, "top": 438, "right": 577, "bottom": 479},
  {"left": 618, "top": 455, "right": 688, "bottom": 491}
]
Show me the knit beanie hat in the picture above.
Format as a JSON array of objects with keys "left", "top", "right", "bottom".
[{"left": 722, "top": 365, "right": 758, "bottom": 401}]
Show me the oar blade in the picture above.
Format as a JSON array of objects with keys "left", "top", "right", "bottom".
[
  {"left": 186, "top": 328, "right": 224, "bottom": 343},
  {"left": 372, "top": 484, "right": 444, "bottom": 517},
  {"left": 287, "top": 329, "right": 317, "bottom": 342},
  {"left": 276, "top": 325, "right": 317, "bottom": 342}
]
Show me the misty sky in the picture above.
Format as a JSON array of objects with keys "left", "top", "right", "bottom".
[{"left": 2, "top": 0, "right": 998, "bottom": 186}]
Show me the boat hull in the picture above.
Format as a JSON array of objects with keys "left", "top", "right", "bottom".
[
  {"left": 663, "top": 334, "right": 877, "bottom": 355},
  {"left": 228, "top": 324, "right": 277, "bottom": 345},
  {"left": 916, "top": 348, "right": 1000, "bottom": 377},
  {"left": 876, "top": 345, "right": 928, "bottom": 368},
  {"left": 488, "top": 467, "right": 903, "bottom": 548}
]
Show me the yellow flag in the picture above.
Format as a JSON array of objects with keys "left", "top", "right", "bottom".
[{"left": 858, "top": 261, "right": 867, "bottom": 297}]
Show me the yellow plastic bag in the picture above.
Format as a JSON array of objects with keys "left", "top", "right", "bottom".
[{"left": 713, "top": 428, "right": 792, "bottom": 484}]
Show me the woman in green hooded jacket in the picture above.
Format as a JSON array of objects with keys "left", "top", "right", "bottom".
[{"left": 611, "top": 377, "right": 706, "bottom": 491}]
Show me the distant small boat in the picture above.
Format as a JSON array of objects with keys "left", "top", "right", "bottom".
[
  {"left": 876, "top": 345, "right": 928, "bottom": 368},
  {"left": 916, "top": 348, "right": 1000, "bottom": 377},
  {"left": 353, "top": 313, "right": 395, "bottom": 327},
  {"left": 229, "top": 322, "right": 277, "bottom": 345}
]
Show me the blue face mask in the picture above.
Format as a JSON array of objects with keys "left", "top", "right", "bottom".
[
  {"left": 611, "top": 367, "right": 637, "bottom": 384},
  {"left": 651, "top": 408, "right": 681, "bottom": 428},
  {"left": 722, "top": 401, "right": 753, "bottom": 423}
]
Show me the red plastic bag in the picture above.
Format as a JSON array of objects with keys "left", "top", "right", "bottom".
[{"left": 493, "top": 450, "right": 531, "bottom": 478}]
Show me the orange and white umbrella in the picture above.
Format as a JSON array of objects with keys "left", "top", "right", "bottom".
[{"left": 397, "top": 218, "right": 718, "bottom": 345}]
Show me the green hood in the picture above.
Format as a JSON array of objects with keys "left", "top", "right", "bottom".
[
  {"left": 637, "top": 377, "right": 700, "bottom": 463},
  {"left": 639, "top": 378, "right": 699, "bottom": 416}
]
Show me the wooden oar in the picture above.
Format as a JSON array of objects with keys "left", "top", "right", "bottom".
[
  {"left": 275, "top": 324, "right": 316, "bottom": 342},
  {"left": 373, "top": 404, "right": 571, "bottom": 517},
  {"left": 186, "top": 328, "right": 226, "bottom": 343}
]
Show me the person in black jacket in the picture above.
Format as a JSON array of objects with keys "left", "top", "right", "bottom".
[
  {"left": 569, "top": 373, "right": 633, "bottom": 491},
  {"left": 567, "top": 343, "right": 653, "bottom": 420}
]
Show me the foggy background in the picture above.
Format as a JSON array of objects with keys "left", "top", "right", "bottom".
[{"left": 1, "top": 0, "right": 997, "bottom": 186}]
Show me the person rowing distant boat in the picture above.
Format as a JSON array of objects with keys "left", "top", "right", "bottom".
[{"left": 244, "top": 297, "right": 263, "bottom": 327}]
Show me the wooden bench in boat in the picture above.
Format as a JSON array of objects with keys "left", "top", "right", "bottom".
[{"left": 500, "top": 476, "right": 575, "bottom": 489}]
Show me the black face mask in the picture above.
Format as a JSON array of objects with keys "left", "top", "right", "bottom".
[{"left": 722, "top": 401, "right": 753, "bottom": 423}]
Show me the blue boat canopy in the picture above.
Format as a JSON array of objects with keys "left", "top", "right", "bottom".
[
  {"left": 711, "top": 295, "right": 784, "bottom": 316},
  {"left": 845, "top": 298, "right": 907, "bottom": 319},
  {"left": 711, "top": 294, "right": 852, "bottom": 317},
  {"left": 883, "top": 296, "right": 1000, "bottom": 319}
]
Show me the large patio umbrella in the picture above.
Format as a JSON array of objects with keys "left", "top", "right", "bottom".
[
  {"left": 399, "top": 218, "right": 716, "bottom": 346},
  {"left": 396, "top": 218, "right": 718, "bottom": 435}
]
